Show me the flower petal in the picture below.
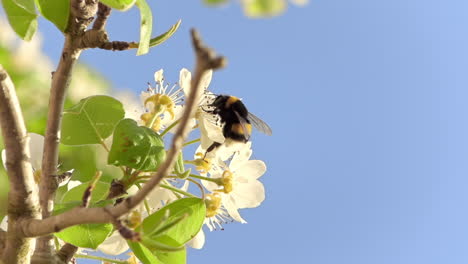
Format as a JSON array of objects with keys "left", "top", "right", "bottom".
[
  {"left": 28, "top": 133, "right": 44, "bottom": 169},
  {"left": 98, "top": 231, "right": 129, "bottom": 255},
  {"left": 223, "top": 196, "right": 247, "bottom": 223},
  {"left": 1, "top": 149, "right": 6, "bottom": 170},
  {"left": 199, "top": 117, "right": 224, "bottom": 149},
  {"left": 154, "top": 69, "right": 164, "bottom": 84},
  {"left": 228, "top": 142, "right": 252, "bottom": 169},
  {"left": 0, "top": 216, "right": 8, "bottom": 231},
  {"left": 179, "top": 68, "right": 192, "bottom": 96},
  {"left": 186, "top": 229, "right": 205, "bottom": 249},
  {"left": 231, "top": 180, "right": 265, "bottom": 208},
  {"left": 200, "top": 70, "right": 212, "bottom": 90},
  {"left": 66, "top": 180, "right": 81, "bottom": 190},
  {"left": 235, "top": 160, "right": 266, "bottom": 180}
]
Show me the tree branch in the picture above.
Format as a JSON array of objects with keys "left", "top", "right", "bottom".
[
  {"left": 92, "top": 2, "right": 111, "bottom": 31},
  {"left": 56, "top": 243, "right": 78, "bottom": 264},
  {"left": 35, "top": 0, "right": 98, "bottom": 261},
  {"left": 0, "top": 66, "right": 41, "bottom": 263},
  {"left": 22, "top": 29, "right": 226, "bottom": 238}
]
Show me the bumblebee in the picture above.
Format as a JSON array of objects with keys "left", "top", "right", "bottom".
[{"left": 202, "top": 95, "right": 272, "bottom": 156}]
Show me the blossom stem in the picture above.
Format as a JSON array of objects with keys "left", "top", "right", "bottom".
[
  {"left": 187, "top": 178, "right": 205, "bottom": 199},
  {"left": 160, "top": 183, "right": 196, "bottom": 197},
  {"left": 74, "top": 253, "right": 128, "bottom": 264},
  {"left": 136, "top": 182, "right": 152, "bottom": 215},
  {"left": 183, "top": 138, "right": 200, "bottom": 146},
  {"left": 189, "top": 173, "right": 221, "bottom": 184},
  {"left": 147, "top": 111, "right": 160, "bottom": 128},
  {"left": 160, "top": 118, "right": 180, "bottom": 137}
]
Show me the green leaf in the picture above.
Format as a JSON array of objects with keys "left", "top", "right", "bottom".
[
  {"left": 99, "top": 0, "right": 136, "bottom": 10},
  {"left": 155, "top": 249, "right": 186, "bottom": 264},
  {"left": 108, "top": 119, "right": 166, "bottom": 171},
  {"left": 55, "top": 181, "right": 112, "bottom": 248},
  {"left": 142, "top": 198, "right": 206, "bottom": 248},
  {"left": 128, "top": 241, "right": 163, "bottom": 264},
  {"left": 35, "top": 0, "right": 70, "bottom": 32},
  {"left": 149, "top": 20, "right": 181, "bottom": 48},
  {"left": 135, "top": 0, "right": 152, "bottom": 55},
  {"left": 243, "top": 0, "right": 286, "bottom": 17},
  {"left": 55, "top": 223, "right": 113, "bottom": 249},
  {"left": 61, "top": 181, "right": 110, "bottom": 203},
  {"left": 61, "top": 95, "right": 125, "bottom": 145},
  {"left": 12, "top": 0, "right": 35, "bottom": 14},
  {"left": 204, "top": 0, "right": 228, "bottom": 5},
  {"left": 2, "top": 0, "right": 38, "bottom": 40}
]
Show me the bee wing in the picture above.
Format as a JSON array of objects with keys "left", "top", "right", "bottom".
[
  {"left": 247, "top": 112, "right": 272, "bottom": 136},
  {"left": 234, "top": 110, "right": 252, "bottom": 141}
]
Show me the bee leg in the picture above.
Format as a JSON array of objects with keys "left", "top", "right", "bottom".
[{"left": 204, "top": 142, "right": 222, "bottom": 159}]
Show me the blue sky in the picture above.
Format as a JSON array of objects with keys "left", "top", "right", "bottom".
[{"left": 28, "top": 0, "right": 468, "bottom": 263}]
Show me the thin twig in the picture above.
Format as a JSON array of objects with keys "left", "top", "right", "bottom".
[
  {"left": 22, "top": 29, "right": 226, "bottom": 238},
  {"left": 36, "top": 0, "right": 98, "bottom": 261},
  {"left": 56, "top": 243, "right": 78, "bottom": 264},
  {"left": 0, "top": 65, "right": 40, "bottom": 263},
  {"left": 92, "top": 2, "right": 111, "bottom": 30}
]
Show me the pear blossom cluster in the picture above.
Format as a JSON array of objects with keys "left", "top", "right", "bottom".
[{"left": 103, "top": 68, "right": 268, "bottom": 252}]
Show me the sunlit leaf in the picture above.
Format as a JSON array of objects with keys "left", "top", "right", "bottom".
[
  {"left": 2, "top": 0, "right": 38, "bottom": 40},
  {"left": 35, "top": 0, "right": 70, "bottom": 32},
  {"left": 128, "top": 241, "right": 163, "bottom": 264},
  {"left": 142, "top": 198, "right": 206, "bottom": 248},
  {"left": 55, "top": 223, "right": 113, "bottom": 249},
  {"left": 61, "top": 95, "right": 125, "bottom": 145},
  {"left": 108, "top": 119, "right": 166, "bottom": 171},
  {"left": 243, "top": 0, "right": 286, "bottom": 17},
  {"left": 61, "top": 181, "right": 110, "bottom": 203},
  {"left": 100, "top": 0, "right": 136, "bottom": 11},
  {"left": 12, "top": 0, "right": 35, "bottom": 13},
  {"left": 149, "top": 20, "right": 181, "bottom": 48},
  {"left": 155, "top": 249, "right": 186, "bottom": 264}
]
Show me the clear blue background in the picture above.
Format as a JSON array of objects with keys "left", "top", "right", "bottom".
[{"left": 33, "top": 0, "right": 468, "bottom": 263}]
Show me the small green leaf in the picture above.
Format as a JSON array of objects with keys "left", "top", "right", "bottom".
[
  {"left": 61, "top": 181, "right": 110, "bottom": 203},
  {"left": 149, "top": 20, "right": 181, "bottom": 48},
  {"left": 108, "top": 119, "right": 166, "bottom": 171},
  {"left": 135, "top": 0, "right": 152, "bottom": 55},
  {"left": 128, "top": 241, "right": 163, "bottom": 264},
  {"left": 203, "top": 0, "right": 228, "bottom": 5},
  {"left": 243, "top": 0, "right": 286, "bottom": 17},
  {"left": 35, "top": 0, "right": 70, "bottom": 32},
  {"left": 55, "top": 223, "right": 113, "bottom": 249},
  {"left": 142, "top": 198, "right": 206, "bottom": 248},
  {"left": 2, "top": 0, "right": 38, "bottom": 40},
  {"left": 155, "top": 249, "right": 186, "bottom": 264},
  {"left": 61, "top": 95, "right": 125, "bottom": 145},
  {"left": 174, "top": 151, "right": 184, "bottom": 175},
  {"left": 100, "top": 0, "right": 136, "bottom": 10}
]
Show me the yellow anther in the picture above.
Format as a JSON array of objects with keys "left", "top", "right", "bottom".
[
  {"left": 192, "top": 152, "right": 212, "bottom": 173},
  {"left": 151, "top": 116, "right": 162, "bottom": 131},
  {"left": 140, "top": 112, "right": 152, "bottom": 123},
  {"left": 220, "top": 170, "right": 233, "bottom": 193},
  {"left": 159, "top": 94, "right": 173, "bottom": 106},
  {"left": 127, "top": 211, "right": 142, "bottom": 229},
  {"left": 205, "top": 192, "right": 222, "bottom": 217},
  {"left": 33, "top": 169, "right": 41, "bottom": 184}
]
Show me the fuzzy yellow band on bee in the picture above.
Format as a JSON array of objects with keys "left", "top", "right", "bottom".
[
  {"left": 231, "top": 123, "right": 252, "bottom": 135},
  {"left": 225, "top": 96, "right": 239, "bottom": 107}
]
